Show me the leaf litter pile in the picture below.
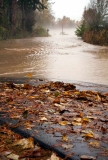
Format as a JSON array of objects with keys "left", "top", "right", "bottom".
[{"left": 0, "top": 81, "right": 108, "bottom": 160}]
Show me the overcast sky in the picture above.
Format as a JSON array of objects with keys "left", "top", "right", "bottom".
[{"left": 51, "top": 0, "right": 90, "bottom": 21}]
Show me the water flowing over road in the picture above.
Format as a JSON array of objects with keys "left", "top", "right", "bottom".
[{"left": 0, "top": 29, "right": 108, "bottom": 85}]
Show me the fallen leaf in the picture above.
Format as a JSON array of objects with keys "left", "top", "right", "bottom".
[
  {"left": 89, "top": 141, "right": 100, "bottom": 148},
  {"left": 62, "top": 135, "right": 68, "bottom": 142},
  {"left": 72, "top": 122, "right": 82, "bottom": 126},
  {"left": 59, "top": 121, "right": 68, "bottom": 126},
  {"left": 96, "top": 94, "right": 101, "bottom": 102},
  {"left": 61, "top": 144, "right": 74, "bottom": 149},
  {"left": 84, "top": 133, "right": 94, "bottom": 138},
  {"left": 73, "top": 118, "right": 82, "bottom": 122},
  {"left": 48, "top": 152, "right": 61, "bottom": 160},
  {"left": 93, "top": 133, "right": 101, "bottom": 140},
  {"left": 83, "top": 117, "right": 89, "bottom": 122},
  {"left": 54, "top": 103, "right": 65, "bottom": 111},
  {"left": 86, "top": 116, "right": 97, "bottom": 119},
  {"left": 13, "top": 137, "right": 34, "bottom": 149},
  {"left": 53, "top": 98, "right": 60, "bottom": 104},
  {"left": 40, "top": 117, "right": 48, "bottom": 121},
  {"left": 27, "top": 73, "right": 32, "bottom": 78},
  {"left": 7, "top": 153, "right": 19, "bottom": 160},
  {"left": 79, "top": 112, "right": 83, "bottom": 117},
  {"left": 80, "top": 155, "right": 96, "bottom": 160}
]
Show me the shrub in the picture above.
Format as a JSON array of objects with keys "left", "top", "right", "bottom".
[
  {"left": 75, "top": 21, "right": 86, "bottom": 37},
  {"left": 0, "top": 26, "right": 7, "bottom": 40},
  {"left": 82, "top": 29, "right": 108, "bottom": 45},
  {"left": 33, "top": 25, "right": 49, "bottom": 37}
]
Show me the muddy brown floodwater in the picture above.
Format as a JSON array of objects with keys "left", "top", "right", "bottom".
[{"left": 0, "top": 29, "right": 108, "bottom": 85}]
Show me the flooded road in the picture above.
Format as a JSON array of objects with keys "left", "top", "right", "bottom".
[{"left": 0, "top": 29, "right": 108, "bottom": 85}]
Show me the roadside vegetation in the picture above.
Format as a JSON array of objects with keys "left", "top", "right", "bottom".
[
  {"left": 75, "top": 0, "right": 108, "bottom": 46},
  {"left": 0, "top": 0, "right": 78, "bottom": 40},
  {"left": 0, "top": 0, "right": 54, "bottom": 40}
]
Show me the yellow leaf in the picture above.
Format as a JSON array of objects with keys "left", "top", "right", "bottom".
[
  {"left": 89, "top": 141, "right": 100, "bottom": 148},
  {"left": 82, "top": 129, "right": 94, "bottom": 134},
  {"left": 83, "top": 117, "right": 89, "bottom": 122},
  {"left": 27, "top": 73, "right": 32, "bottom": 78},
  {"left": 59, "top": 121, "right": 68, "bottom": 126},
  {"left": 29, "top": 96, "right": 36, "bottom": 99},
  {"left": 74, "top": 91, "right": 80, "bottom": 95},
  {"left": 73, "top": 118, "right": 82, "bottom": 122},
  {"left": 41, "top": 89, "right": 50, "bottom": 93},
  {"left": 64, "top": 91, "right": 69, "bottom": 96},
  {"left": 62, "top": 135, "right": 68, "bottom": 142},
  {"left": 72, "top": 122, "right": 82, "bottom": 126},
  {"left": 96, "top": 94, "right": 101, "bottom": 102},
  {"left": 84, "top": 133, "right": 94, "bottom": 138}
]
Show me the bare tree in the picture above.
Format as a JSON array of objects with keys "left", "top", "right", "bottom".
[{"left": 83, "top": 0, "right": 108, "bottom": 29}]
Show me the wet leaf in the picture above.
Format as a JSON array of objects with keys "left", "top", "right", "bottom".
[
  {"left": 41, "top": 89, "right": 50, "bottom": 93},
  {"left": 27, "top": 73, "right": 32, "bottom": 78},
  {"left": 73, "top": 117, "right": 82, "bottom": 122},
  {"left": 89, "top": 141, "right": 100, "bottom": 148},
  {"left": 59, "top": 121, "right": 68, "bottom": 126},
  {"left": 53, "top": 98, "right": 60, "bottom": 104},
  {"left": 101, "top": 126, "right": 107, "bottom": 133},
  {"left": 82, "top": 129, "right": 94, "bottom": 134},
  {"left": 80, "top": 155, "right": 96, "bottom": 160},
  {"left": 61, "top": 144, "right": 74, "bottom": 149},
  {"left": 64, "top": 91, "right": 70, "bottom": 96},
  {"left": 13, "top": 137, "right": 34, "bottom": 149},
  {"left": 7, "top": 153, "right": 19, "bottom": 160},
  {"left": 93, "top": 133, "right": 101, "bottom": 140},
  {"left": 62, "top": 135, "right": 68, "bottom": 142},
  {"left": 83, "top": 117, "right": 89, "bottom": 122},
  {"left": 84, "top": 133, "right": 94, "bottom": 138},
  {"left": 79, "top": 112, "right": 83, "bottom": 117},
  {"left": 86, "top": 116, "right": 97, "bottom": 119},
  {"left": 96, "top": 94, "right": 101, "bottom": 102},
  {"left": 54, "top": 103, "right": 65, "bottom": 111},
  {"left": 72, "top": 122, "right": 82, "bottom": 126},
  {"left": 48, "top": 152, "right": 61, "bottom": 160},
  {"left": 40, "top": 117, "right": 48, "bottom": 121}
]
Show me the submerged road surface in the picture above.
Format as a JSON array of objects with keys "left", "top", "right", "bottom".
[{"left": 0, "top": 29, "right": 108, "bottom": 85}]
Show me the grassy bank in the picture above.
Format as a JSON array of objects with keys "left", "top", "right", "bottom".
[
  {"left": 0, "top": 26, "right": 49, "bottom": 40},
  {"left": 75, "top": 22, "right": 108, "bottom": 46}
]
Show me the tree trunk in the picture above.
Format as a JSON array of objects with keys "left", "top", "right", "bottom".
[
  {"left": 0, "top": 0, "right": 4, "bottom": 17},
  {"left": 9, "top": 0, "right": 16, "bottom": 36},
  {"left": 22, "top": 2, "right": 25, "bottom": 31}
]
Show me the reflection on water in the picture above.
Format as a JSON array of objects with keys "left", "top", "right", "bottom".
[{"left": 0, "top": 29, "right": 108, "bottom": 85}]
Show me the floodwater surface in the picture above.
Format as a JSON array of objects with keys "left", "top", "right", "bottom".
[{"left": 0, "top": 29, "right": 108, "bottom": 85}]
